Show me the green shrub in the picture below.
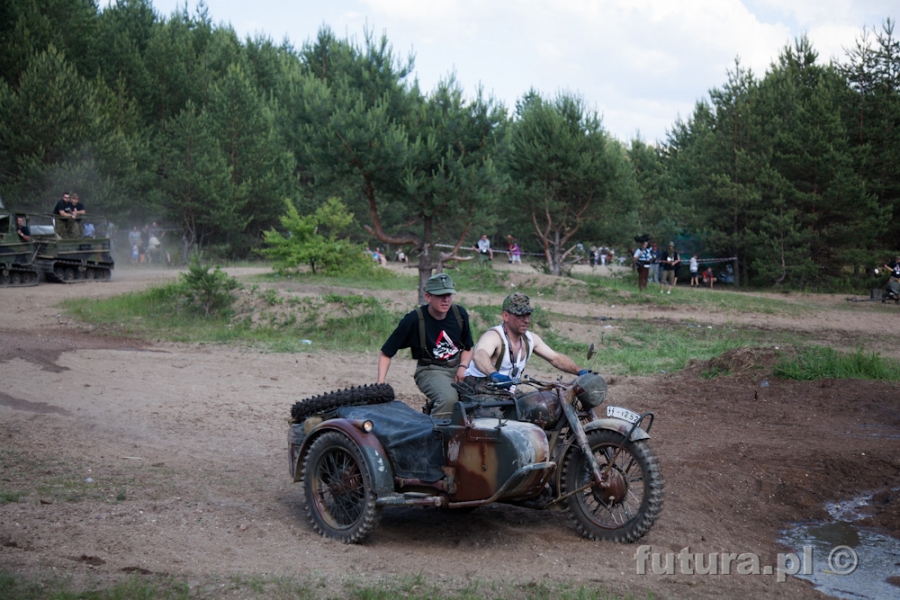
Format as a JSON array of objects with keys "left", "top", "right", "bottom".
[
  {"left": 262, "top": 198, "right": 377, "bottom": 276},
  {"left": 179, "top": 254, "right": 240, "bottom": 316},
  {"left": 775, "top": 346, "right": 900, "bottom": 381}
]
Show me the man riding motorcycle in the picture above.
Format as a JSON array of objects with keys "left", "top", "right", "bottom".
[
  {"left": 882, "top": 255, "right": 900, "bottom": 303},
  {"left": 464, "top": 292, "right": 587, "bottom": 385}
]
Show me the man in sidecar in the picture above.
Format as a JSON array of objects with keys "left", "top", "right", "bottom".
[
  {"left": 464, "top": 292, "right": 587, "bottom": 387},
  {"left": 377, "top": 272, "right": 474, "bottom": 419}
]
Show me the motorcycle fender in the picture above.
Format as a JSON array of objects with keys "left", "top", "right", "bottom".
[
  {"left": 292, "top": 419, "right": 395, "bottom": 497},
  {"left": 583, "top": 418, "right": 650, "bottom": 441}
]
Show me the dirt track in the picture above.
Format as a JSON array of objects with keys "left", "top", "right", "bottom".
[{"left": 1, "top": 267, "right": 898, "bottom": 599}]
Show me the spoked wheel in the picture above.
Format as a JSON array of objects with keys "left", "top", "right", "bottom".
[
  {"left": 563, "top": 430, "right": 663, "bottom": 542},
  {"left": 303, "top": 431, "right": 381, "bottom": 543},
  {"left": 84, "top": 268, "right": 95, "bottom": 280}
]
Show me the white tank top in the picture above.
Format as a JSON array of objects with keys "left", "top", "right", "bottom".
[{"left": 466, "top": 325, "right": 534, "bottom": 378}]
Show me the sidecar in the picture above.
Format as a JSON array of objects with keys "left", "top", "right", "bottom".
[{"left": 287, "top": 384, "right": 556, "bottom": 543}]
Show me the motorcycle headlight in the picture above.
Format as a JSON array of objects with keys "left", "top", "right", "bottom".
[{"left": 576, "top": 372, "right": 608, "bottom": 409}]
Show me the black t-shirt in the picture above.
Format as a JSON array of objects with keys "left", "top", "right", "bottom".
[
  {"left": 888, "top": 261, "right": 900, "bottom": 278},
  {"left": 70, "top": 201, "right": 84, "bottom": 216},
  {"left": 54, "top": 199, "right": 71, "bottom": 215},
  {"left": 381, "top": 305, "right": 473, "bottom": 363},
  {"left": 17, "top": 224, "right": 30, "bottom": 239},
  {"left": 661, "top": 249, "right": 680, "bottom": 271}
]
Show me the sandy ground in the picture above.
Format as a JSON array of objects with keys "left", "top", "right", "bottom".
[{"left": 1, "top": 266, "right": 899, "bottom": 599}]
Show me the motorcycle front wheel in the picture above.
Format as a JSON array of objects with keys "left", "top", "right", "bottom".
[
  {"left": 562, "top": 429, "right": 663, "bottom": 542},
  {"left": 303, "top": 431, "right": 382, "bottom": 544}
]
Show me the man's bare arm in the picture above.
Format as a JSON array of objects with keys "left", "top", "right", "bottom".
[
  {"left": 376, "top": 352, "right": 392, "bottom": 383},
  {"left": 471, "top": 330, "right": 503, "bottom": 375},
  {"left": 531, "top": 332, "right": 581, "bottom": 375}
]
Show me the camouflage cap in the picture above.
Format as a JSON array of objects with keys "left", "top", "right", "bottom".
[
  {"left": 424, "top": 273, "right": 456, "bottom": 295},
  {"left": 502, "top": 291, "right": 533, "bottom": 315}
]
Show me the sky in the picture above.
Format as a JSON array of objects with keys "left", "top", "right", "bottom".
[{"left": 132, "top": 0, "right": 895, "bottom": 143}]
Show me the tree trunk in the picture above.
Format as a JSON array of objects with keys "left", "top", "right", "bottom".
[
  {"left": 550, "top": 229, "right": 562, "bottom": 276},
  {"left": 416, "top": 215, "right": 434, "bottom": 305}
]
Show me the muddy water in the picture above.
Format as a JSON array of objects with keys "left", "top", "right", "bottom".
[{"left": 780, "top": 493, "right": 900, "bottom": 599}]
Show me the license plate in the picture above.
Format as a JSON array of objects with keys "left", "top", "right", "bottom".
[{"left": 606, "top": 405, "right": 641, "bottom": 424}]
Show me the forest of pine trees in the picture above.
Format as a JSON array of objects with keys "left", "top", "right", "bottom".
[{"left": 1, "top": 1, "right": 897, "bottom": 288}]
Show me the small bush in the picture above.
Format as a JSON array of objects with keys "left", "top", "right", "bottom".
[{"left": 179, "top": 254, "right": 240, "bottom": 316}]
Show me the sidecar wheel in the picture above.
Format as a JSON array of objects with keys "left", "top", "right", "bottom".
[
  {"left": 562, "top": 430, "right": 663, "bottom": 543},
  {"left": 303, "top": 431, "right": 381, "bottom": 544}
]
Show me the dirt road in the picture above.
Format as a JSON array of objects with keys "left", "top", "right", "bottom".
[{"left": 1, "top": 268, "right": 898, "bottom": 599}]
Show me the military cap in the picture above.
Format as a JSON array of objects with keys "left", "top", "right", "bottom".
[
  {"left": 502, "top": 291, "right": 533, "bottom": 315},
  {"left": 424, "top": 273, "right": 456, "bottom": 295}
]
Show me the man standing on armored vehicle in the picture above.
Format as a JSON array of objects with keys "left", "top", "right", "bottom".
[
  {"left": 377, "top": 273, "right": 474, "bottom": 419},
  {"left": 465, "top": 292, "right": 587, "bottom": 385},
  {"left": 54, "top": 192, "right": 74, "bottom": 237}
]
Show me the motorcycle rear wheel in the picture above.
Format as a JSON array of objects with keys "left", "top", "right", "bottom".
[
  {"left": 563, "top": 430, "right": 663, "bottom": 542},
  {"left": 303, "top": 431, "right": 382, "bottom": 544}
]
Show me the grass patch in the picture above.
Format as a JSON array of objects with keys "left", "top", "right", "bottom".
[
  {"left": 0, "top": 490, "right": 24, "bottom": 504},
  {"left": 0, "top": 573, "right": 190, "bottom": 600},
  {"left": 524, "top": 312, "right": 798, "bottom": 377},
  {"left": 249, "top": 267, "right": 410, "bottom": 292},
  {"left": 0, "top": 449, "right": 143, "bottom": 505},
  {"left": 0, "top": 572, "right": 649, "bottom": 600},
  {"left": 68, "top": 285, "right": 403, "bottom": 353},
  {"left": 574, "top": 274, "right": 810, "bottom": 316},
  {"left": 775, "top": 346, "right": 900, "bottom": 381}
]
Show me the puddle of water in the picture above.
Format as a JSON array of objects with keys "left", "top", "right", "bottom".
[{"left": 780, "top": 491, "right": 900, "bottom": 600}]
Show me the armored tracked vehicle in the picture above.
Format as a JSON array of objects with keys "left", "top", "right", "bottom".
[
  {"left": 0, "top": 212, "right": 40, "bottom": 287},
  {"left": 28, "top": 213, "right": 114, "bottom": 282}
]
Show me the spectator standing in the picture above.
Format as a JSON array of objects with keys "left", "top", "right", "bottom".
[
  {"left": 127, "top": 226, "right": 141, "bottom": 264},
  {"left": 633, "top": 240, "right": 652, "bottom": 291},
  {"left": 509, "top": 239, "right": 521, "bottom": 264},
  {"left": 648, "top": 242, "right": 660, "bottom": 284},
  {"left": 659, "top": 242, "right": 680, "bottom": 294},
  {"left": 689, "top": 254, "right": 699, "bottom": 287},
  {"left": 147, "top": 235, "right": 162, "bottom": 263},
  {"left": 140, "top": 225, "right": 150, "bottom": 262},
  {"left": 149, "top": 222, "right": 165, "bottom": 241}
]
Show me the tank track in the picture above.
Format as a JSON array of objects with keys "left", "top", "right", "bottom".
[
  {"left": 291, "top": 384, "right": 395, "bottom": 423},
  {"left": 39, "top": 259, "right": 113, "bottom": 283},
  {"left": 0, "top": 265, "right": 40, "bottom": 287}
]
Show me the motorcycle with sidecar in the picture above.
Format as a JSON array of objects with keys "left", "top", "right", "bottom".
[{"left": 287, "top": 371, "right": 663, "bottom": 543}]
